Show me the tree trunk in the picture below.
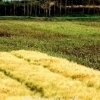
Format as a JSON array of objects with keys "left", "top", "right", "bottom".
[
  {"left": 81, "top": 0, "right": 84, "bottom": 14},
  {"left": 14, "top": 2, "right": 15, "bottom": 16},
  {"left": 65, "top": 0, "right": 67, "bottom": 15},
  {"left": 4, "top": 0, "right": 6, "bottom": 16},
  {"left": 57, "top": 0, "right": 59, "bottom": 15},
  {"left": 35, "top": 4, "right": 37, "bottom": 16},
  {"left": 27, "top": 3, "right": 29, "bottom": 16},
  {"left": 60, "top": 0, "right": 62, "bottom": 15},
  {"left": 71, "top": 0, "right": 73, "bottom": 13},
  {"left": 30, "top": 1, "right": 32, "bottom": 16},
  {"left": 24, "top": 0, "right": 26, "bottom": 16},
  {"left": 93, "top": 0, "right": 95, "bottom": 14},
  {"left": 46, "top": 9, "right": 47, "bottom": 17},
  {"left": 39, "top": 0, "right": 41, "bottom": 16},
  {"left": 53, "top": 0, "right": 56, "bottom": 16},
  {"left": 88, "top": 0, "right": 91, "bottom": 14},
  {"left": 10, "top": 0, "right": 12, "bottom": 15},
  {"left": 48, "top": 0, "right": 51, "bottom": 16}
]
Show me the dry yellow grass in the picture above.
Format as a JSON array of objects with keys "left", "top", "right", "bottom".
[
  {"left": 0, "top": 72, "right": 37, "bottom": 100},
  {"left": 0, "top": 50, "right": 100, "bottom": 100}
]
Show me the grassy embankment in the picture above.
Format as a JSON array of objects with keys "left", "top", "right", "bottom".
[{"left": 0, "top": 18, "right": 100, "bottom": 99}]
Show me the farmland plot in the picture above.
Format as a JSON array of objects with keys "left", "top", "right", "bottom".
[
  {"left": 0, "top": 20, "right": 100, "bottom": 69},
  {"left": 0, "top": 19, "right": 100, "bottom": 99}
]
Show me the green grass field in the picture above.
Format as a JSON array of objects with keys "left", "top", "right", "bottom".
[
  {"left": 0, "top": 17, "right": 100, "bottom": 99},
  {"left": 0, "top": 19, "right": 100, "bottom": 69}
]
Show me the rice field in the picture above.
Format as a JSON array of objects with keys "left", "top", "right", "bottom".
[
  {"left": 0, "top": 20, "right": 100, "bottom": 69},
  {"left": 0, "top": 18, "right": 100, "bottom": 99},
  {"left": 0, "top": 50, "right": 100, "bottom": 100}
]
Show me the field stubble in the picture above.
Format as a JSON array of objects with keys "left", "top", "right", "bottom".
[{"left": 0, "top": 50, "right": 100, "bottom": 99}]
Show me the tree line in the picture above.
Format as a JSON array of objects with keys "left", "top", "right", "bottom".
[{"left": 0, "top": 0, "right": 100, "bottom": 16}]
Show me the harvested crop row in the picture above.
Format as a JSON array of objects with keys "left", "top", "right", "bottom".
[
  {"left": 0, "top": 51, "right": 99, "bottom": 99},
  {"left": 0, "top": 72, "right": 36, "bottom": 100}
]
